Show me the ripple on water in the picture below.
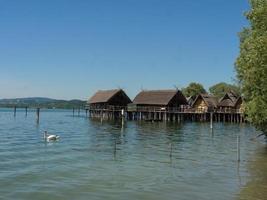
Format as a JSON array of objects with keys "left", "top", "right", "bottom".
[{"left": 0, "top": 109, "right": 263, "bottom": 200}]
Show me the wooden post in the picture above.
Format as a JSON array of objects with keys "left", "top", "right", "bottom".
[
  {"left": 36, "top": 108, "right": 40, "bottom": 124},
  {"left": 172, "top": 114, "right": 175, "bottom": 122},
  {"left": 210, "top": 112, "right": 213, "bottom": 129},
  {"left": 14, "top": 106, "right": 17, "bottom": 117},
  {"left": 234, "top": 114, "right": 237, "bottom": 123},
  {"left": 169, "top": 143, "right": 173, "bottom": 158},
  {"left": 237, "top": 135, "right": 240, "bottom": 162},
  {"left": 114, "top": 140, "right": 117, "bottom": 158},
  {"left": 25, "top": 106, "right": 28, "bottom": 116},
  {"left": 121, "top": 109, "right": 125, "bottom": 118}
]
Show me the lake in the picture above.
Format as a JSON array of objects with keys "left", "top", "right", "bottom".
[{"left": 0, "top": 108, "right": 266, "bottom": 200}]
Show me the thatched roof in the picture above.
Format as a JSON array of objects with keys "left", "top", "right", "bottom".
[
  {"left": 234, "top": 96, "right": 243, "bottom": 107},
  {"left": 186, "top": 95, "right": 196, "bottom": 106},
  {"left": 192, "top": 94, "right": 218, "bottom": 108},
  {"left": 133, "top": 90, "right": 187, "bottom": 106},
  {"left": 218, "top": 92, "right": 239, "bottom": 107},
  {"left": 218, "top": 98, "right": 235, "bottom": 107},
  {"left": 227, "top": 91, "right": 239, "bottom": 102},
  {"left": 88, "top": 89, "right": 131, "bottom": 104}
]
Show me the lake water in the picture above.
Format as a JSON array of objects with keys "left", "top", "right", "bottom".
[{"left": 0, "top": 108, "right": 266, "bottom": 200}]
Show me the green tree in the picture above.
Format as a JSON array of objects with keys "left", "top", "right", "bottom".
[
  {"left": 182, "top": 82, "right": 206, "bottom": 97},
  {"left": 209, "top": 82, "right": 240, "bottom": 98},
  {"left": 235, "top": 0, "right": 267, "bottom": 134}
]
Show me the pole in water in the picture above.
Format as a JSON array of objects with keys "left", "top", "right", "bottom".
[
  {"left": 73, "top": 108, "right": 75, "bottom": 117},
  {"left": 25, "top": 106, "right": 28, "bottom": 117},
  {"left": 169, "top": 143, "right": 173, "bottom": 158},
  {"left": 14, "top": 106, "right": 17, "bottom": 117},
  {"left": 114, "top": 140, "right": 117, "bottom": 157},
  {"left": 210, "top": 112, "right": 213, "bottom": 129},
  {"left": 36, "top": 108, "right": 40, "bottom": 124},
  {"left": 121, "top": 115, "right": 125, "bottom": 126},
  {"left": 237, "top": 135, "right": 240, "bottom": 162}
]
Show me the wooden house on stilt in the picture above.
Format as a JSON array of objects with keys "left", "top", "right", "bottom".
[
  {"left": 217, "top": 91, "right": 243, "bottom": 113},
  {"left": 87, "top": 89, "right": 132, "bottom": 119},
  {"left": 190, "top": 92, "right": 244, "bottom": 123},
  {"left": 127, "top": 90, "right": 188, "bottom": 121},
  {"left": 191, "top": 94, "right": 218, "bottom": 113}
]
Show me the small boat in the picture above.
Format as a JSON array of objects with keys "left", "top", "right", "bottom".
[{"left": 43, "top": 131, "right": 60, "bottom": 142}]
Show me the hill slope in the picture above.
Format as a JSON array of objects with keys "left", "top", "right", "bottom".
[{"left": 0, "top": 97, "right": 86, "bottom": 109}]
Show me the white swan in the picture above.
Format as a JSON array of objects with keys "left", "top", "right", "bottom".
[{"left": 44, "top": 131, "right": 60, "bottom": 142}]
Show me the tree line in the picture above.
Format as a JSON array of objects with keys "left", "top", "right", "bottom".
[
  {"left": 181, "top": 82, "right": 240, "bottom": 98},
  {"left": 235, "top": 0, "right": 267, "bottom": 135}
]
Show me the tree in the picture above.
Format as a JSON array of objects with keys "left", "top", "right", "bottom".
[
  {"left": 182, "top": 82, "right": 206, "bottom": 97},
  {"left": 235, "top": 0, "right": 267, "bottom": 134},
  {"left": 209, "top": 82, "right": 240, "bottom": 98}
]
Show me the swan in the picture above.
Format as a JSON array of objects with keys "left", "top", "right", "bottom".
[{"left": 44, "top": 131, "right": 60, "bottom": 141}]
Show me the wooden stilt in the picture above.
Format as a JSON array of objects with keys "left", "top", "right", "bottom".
[
  {"left": 169, "top": 143, "right": 173, "bottom": 158},
  {"left": 14, "top": 106, "right": 17, "bottom": 117},
  {"left": 210, "top": 112, "right": 213, "bottom": 129},
  {"left": 36, "top": 108, "right": 40, "bottom": 124},
  {"left": 237, "top": 135, "right": 240, "bottom": 162}
]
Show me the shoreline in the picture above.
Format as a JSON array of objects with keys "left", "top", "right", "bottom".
[{"left": 238, "top": 142, "right": 267, "bottom": 200}]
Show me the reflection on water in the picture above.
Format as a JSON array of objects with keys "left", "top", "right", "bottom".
[
  {"left": 238, "top": 144, "right": 267, "bottom": 200},
  {"left": 0, "top": 108, "right": 266, "bottom": 200}
]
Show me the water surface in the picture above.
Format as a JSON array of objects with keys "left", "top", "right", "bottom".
[{"left": 0, "top": 108, "right": 265, "bottom": 200}]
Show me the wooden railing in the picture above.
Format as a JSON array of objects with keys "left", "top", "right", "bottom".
[
  {"left": 88, "top": 105, "right": 243, "bottom": 114},
  {"left": 88, "top": 105, "right": 127, "bottom": 111},
  {"left": 128, "top": 106, "right": 197, "bottom": 113},
  {"left": 130, "top": 106, "right": 243, "bottom": 114},
  {"left": 216, "top": 108, "right": 243, "bottom": 114}
]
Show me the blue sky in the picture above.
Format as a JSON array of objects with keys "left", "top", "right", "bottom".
[{"left": 0, "top": 0, "right": 249, "bottom": 100}]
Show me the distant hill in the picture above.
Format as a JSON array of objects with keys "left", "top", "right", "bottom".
[{"left": 0, "top": 97, "right": 87, "bottom": 109}]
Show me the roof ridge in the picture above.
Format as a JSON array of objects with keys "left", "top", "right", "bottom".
[
  {"left": 140, "top": 89, "right": 177, "bottom": 92},
  {"left": 89, "top": 89, "right": 124, "bottom": 104},
  {"left": 133, "top": 90, "right": 186, "bottom": 105}
]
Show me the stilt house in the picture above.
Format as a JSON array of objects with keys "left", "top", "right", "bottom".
[
  {"left": 128, "top": 90, "right": 187, "bottom": 112},
  {"left": 88, "top": 89, "right": 132, "bottom": 119},
  {"left": 218, "top": 91, "right": 243, "bottom": 113},
  {"left": 191, "top": 94, "right": 218, "bottom": 113},
  {"left": 127, "top": 89, "right": 188, "bottom": 121}
]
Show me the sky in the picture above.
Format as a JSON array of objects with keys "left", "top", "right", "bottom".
[{"left": 0, "top": 0, "right": 250, "bottom": 100}]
